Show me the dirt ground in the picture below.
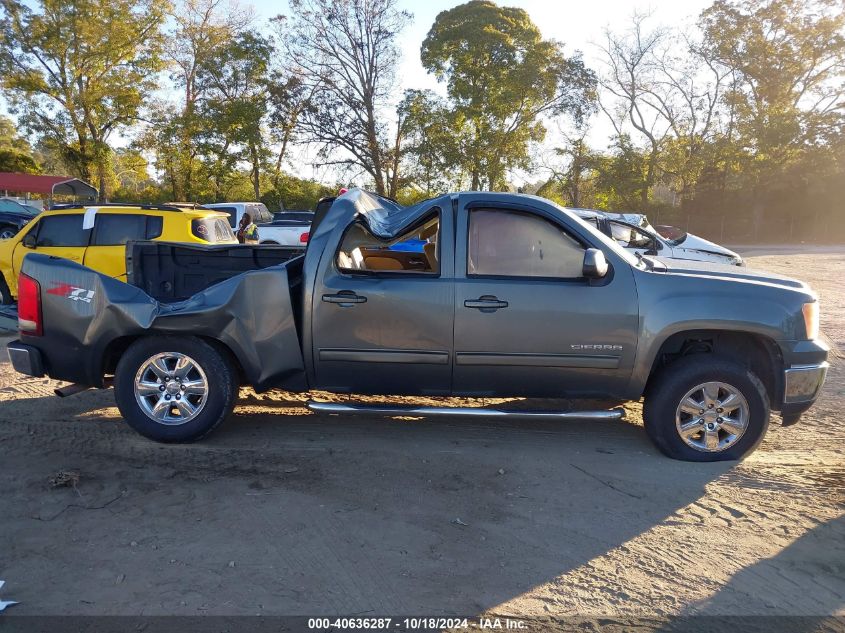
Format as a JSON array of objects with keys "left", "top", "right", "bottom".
[{"left": 0, "top": 248, "right": 843, "bottom": 625}]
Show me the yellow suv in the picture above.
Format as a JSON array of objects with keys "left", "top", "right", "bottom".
[{"left": 0, "top": 204, "right": 236, "bottom": 303}]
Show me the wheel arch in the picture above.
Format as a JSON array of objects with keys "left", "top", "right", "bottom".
[
  {"left": 643, "top": 329, "right": 784, "bottom": 410},
  {"left": 100, "top": 333, "right": 247, "bottom": 386}
]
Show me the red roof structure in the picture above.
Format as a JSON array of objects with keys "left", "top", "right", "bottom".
[{"left": 0, "top": 172, "right": 97, "bottom": 198}]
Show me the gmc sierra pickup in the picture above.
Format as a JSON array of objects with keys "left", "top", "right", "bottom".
[{"left": 6, "top": 190, "right": 829, "bottom": 461}]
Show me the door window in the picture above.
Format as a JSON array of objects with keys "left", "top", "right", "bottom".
[
  {"left": 468, "top": 209, "right": 584, "bottom": 278},
  {"left": 93, "top": 214, "right": 160, "bottom": 245},
  {"left": 35, "top": 215, "right": 90, "bottom": 247},
  {"left": 336, "top": 213, "right": 440, "bottom": 274}
]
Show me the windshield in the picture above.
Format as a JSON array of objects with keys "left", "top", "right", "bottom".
[{"left": 655, "top": 224, "right": 688, "bottom": 246}]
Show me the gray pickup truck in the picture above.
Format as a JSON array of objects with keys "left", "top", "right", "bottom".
[{"left": 6, "top": 190, "right": 829, "bottom": 461}]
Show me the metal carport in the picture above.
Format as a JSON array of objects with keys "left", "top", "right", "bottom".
[{"left": 0, "top": 172, "right": 97, "bottom": 206}]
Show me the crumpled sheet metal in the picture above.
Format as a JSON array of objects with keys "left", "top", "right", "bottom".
[
  {"left": 327, "top": 189, "right": 445, "bottom": 240},
  {"left": 22, "top": 254, "right": 307, "bottom": 392}
]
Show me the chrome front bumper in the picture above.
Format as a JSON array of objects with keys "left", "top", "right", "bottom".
[{"left": 784, "top": 362, "right": 829, "bottom": 404}]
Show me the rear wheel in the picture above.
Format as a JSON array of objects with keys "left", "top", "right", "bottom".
[
  {"left": 643, "top": 355, "right": 769, "bottom": 461},
  {"left": 0, "top": 224, "right": 18, "bottom": 240},
  {"left": 114, "top": 336, "right": 238, "bottom": 442}
]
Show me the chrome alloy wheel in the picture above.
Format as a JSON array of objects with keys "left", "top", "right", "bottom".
[
  {"left": 133, "top": 352, "right": 208, "bottom": 425},
  {"left": 675, "top": 381, "right": 750, "bottom": 452}
]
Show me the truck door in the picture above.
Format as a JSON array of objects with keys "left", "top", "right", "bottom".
[
  {"left": 83, "top": 214, "right": 161, "bottom": 282},
  {"left": 452, "top": 198, "right": 639, "bottom": 398},
  {"left": 310, "top": 203, "right": 454, "bottom": 395}
]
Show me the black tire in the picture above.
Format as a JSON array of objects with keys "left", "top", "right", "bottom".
[
  {"left": 0, "top": 224, "right": 18, "bottom": 240},
  {"left": 113, "top": 336, "right": 238, "bottom": 443},
  {"left": 0, "top": 275, "right": 13, "bottom": 305},
  {"left": 643, "top": 355, "right": 770, "bottom": 462}
]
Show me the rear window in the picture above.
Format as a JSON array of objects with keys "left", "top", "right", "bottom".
[
  {"left": 212, "top": 206, "right": 239, "bottom": 228},
  {"left": 191, "top": 217, "right": 236, "bottom": 243},
  {"left": 274, "top": 211, "right": 314, "bottom": 223},
  {"left": 93, "top": 214, "right": 162, "bottom": 245},
  {"left": 35, "top": 215, "right": 90, "bottom": 247},
  {"left": 247, "top": 203, "right": 273, "bottom": 224}
]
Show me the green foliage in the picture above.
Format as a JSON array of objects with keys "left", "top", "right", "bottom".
[
  {"left": 0, "top": 0, "right": 168, "bottom": 199},
  {"left": 196, "top": 31, "right": 272, "bottom": 200},
  {"left": 700, "top": 0, "right": 845, "bottom": 188},
  {"left": 397, "top": 89, "right": 459, "bottom": 196},
  {"left": 261, "top": 173, "right": 335, "bottom": 211},
  {"left": 419, "top": 0, "right": 596, "bottom": 189},
  {"left": 0, "top": 115, "right": 40, "bottom": 172}
]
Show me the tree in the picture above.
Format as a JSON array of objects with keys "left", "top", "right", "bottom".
[
  {"left": 700, "top": 0, "right": 845, "bottom": 179},
  {"left": 197, "top": 32, "right": 272, "bottom": 200},
  {"left": 266, "top": 71, "right": 318, "bottom": 189},
  {"left": 542, "top": 132, "right": 600, "bottom": 209},
  {"left": 420, "top": 0, "right": 596, "bottom": 190},
  {"left": 0, "top": 0, "right": 168, "bottom": 200},
  {"left": 597, "top": 15, "right": 671, "bottom": 206},
  {"left": 161, "top": 0, "right": 252, "bottom": 200},
  {"left": 699, "top": 0, "right": 845, "bottom": 233},
  {"left": 280, "top": 0, "right": 411, "bottom": 197},
  {"left": 0, "top": 115, "right": 40, "bottom": 173},
  {"left": 398, "top": 89, "right": 461, "bottom": 195}
]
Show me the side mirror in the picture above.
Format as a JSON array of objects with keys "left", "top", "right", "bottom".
[
  {"left": 22, "top": 233, "right": 36, "bottom": 249},
  {"left": 583, "top": 248, "right": 608, "bottom": 279}
]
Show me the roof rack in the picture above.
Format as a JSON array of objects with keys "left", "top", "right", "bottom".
[{"left": 48, "top": 202, "right": 195, "bottom": 212}]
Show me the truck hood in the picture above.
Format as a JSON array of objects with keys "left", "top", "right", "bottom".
[
  {"left": 651, "top": 257, "right": 809, "bottom": 291},
  {"left": 673, "top": 233, "right": 740, "bottom": 259}
]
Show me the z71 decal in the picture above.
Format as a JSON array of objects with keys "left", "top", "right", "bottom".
[{"left": 46, "top": 282, "right": 96, "bottom": 304}]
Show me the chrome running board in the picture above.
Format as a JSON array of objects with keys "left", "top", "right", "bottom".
[{"left": 306, "top": 401, "right": 625, "bottom": 421}]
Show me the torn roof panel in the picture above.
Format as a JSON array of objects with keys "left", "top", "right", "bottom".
[{"left": 336, "top": 189, "right": 444, "bottom": 239}]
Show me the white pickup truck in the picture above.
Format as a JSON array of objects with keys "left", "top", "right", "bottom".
[{"left": 204, "top": 202, "right": 310, "bottom": 246}]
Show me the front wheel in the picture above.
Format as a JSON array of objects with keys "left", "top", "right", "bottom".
[
  {"left": 114, "top": 336, "right": 238, "bottom": 442},
  {"left": 643, "top": 355, "right": 770, "bottom": 461},
  {"left": 0, "top": 224, "right": 18, "bottom": 240}
]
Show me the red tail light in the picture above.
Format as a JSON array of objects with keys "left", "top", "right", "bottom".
[
  {"left": 18, "top": 273, "right": 42, "bottom": 336},
  {"left": 299, "top": 231, "right": 310, "bottom": 243}
]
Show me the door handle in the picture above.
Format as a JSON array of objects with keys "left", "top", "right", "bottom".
[
  {"left": 322, "top": 291, "right": 367, "bottom": 306},
  {"left": 464, "top": 296, "right": 508, "bottom": 310}
]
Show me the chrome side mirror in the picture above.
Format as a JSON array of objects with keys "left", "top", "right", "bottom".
[{"left": 583, "top": 248, "right": 608, "bottom": 279}]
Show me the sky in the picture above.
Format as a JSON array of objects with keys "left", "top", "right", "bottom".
[{"left": 246, "top": 0, "right": 713, "bottom": 184}]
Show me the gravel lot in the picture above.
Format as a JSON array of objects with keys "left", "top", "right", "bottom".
[{"left": 0, "top": 248, "right": 843, "bottom": 625}]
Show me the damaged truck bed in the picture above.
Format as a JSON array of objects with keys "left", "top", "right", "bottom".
[{"left": 6, "top": 189, "right": 829, "bottom": 461}]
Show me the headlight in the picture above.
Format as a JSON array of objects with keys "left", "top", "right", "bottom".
[{"left": 802, "top": 302, "right": 819, "bottom": 339}]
